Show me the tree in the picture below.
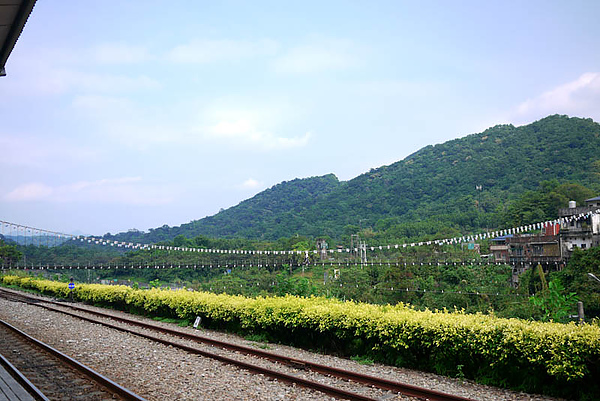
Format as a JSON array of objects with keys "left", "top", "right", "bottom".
[
  {"left": 173, "top": 235, "right": 189, "bottom": 247},
  {"left": 0, "top": 240, "right": 23, "bottom": 265},
  {"left": 556, "top": 247, "right": 600, "bottom": 317},
  {"left": 529, "top": 278, "right": 579, "bottom": 323},
  {"left": 591, "top": 159, "right": 600, "bottom": 186}
]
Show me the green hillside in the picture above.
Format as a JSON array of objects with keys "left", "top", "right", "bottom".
[{"left": 114, "top": 115, "right": 600, "bottom": 243}]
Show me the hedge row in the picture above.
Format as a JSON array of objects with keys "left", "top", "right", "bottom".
[{"left": 3, "top": 275, "right": 599, "bottom": 400}]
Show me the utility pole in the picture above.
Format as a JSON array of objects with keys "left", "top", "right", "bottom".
[
  {"left": 359, "top": 240, "right": 367, "bottom": 264},
  {"left": 351, "top": 234, "right": 367, "bottom": 264},
  {"left": 350, "top": 234, "right": 359, "bottom": 258}
]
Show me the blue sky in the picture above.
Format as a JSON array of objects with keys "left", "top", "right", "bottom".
[{"left": 1, "top": 0, "right": 600, "bottom": 236}]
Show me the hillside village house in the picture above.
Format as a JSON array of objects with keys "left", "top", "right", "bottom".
[
  {"left": 490, "top": 196, "right": 600, "bottom": 284},
  {"left": 559, "top": 196, "right": 600, "bottom": 250}
]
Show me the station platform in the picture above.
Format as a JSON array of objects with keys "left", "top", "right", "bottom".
[{"left": 0, "top": 355, "right": 39, "bottom": 401}]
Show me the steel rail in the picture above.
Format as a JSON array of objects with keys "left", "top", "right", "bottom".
[
  {"left": 1, "top": 288, "right": 476, "bottom": 401},
  {"left": 0, "top": 318, "right": 147, "bottom": 401},
  {"left": 0, "top": 352, "right": 49, "bottom": 401}
]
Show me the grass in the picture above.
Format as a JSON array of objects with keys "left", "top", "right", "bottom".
[
  {"left": 152, "top": 316, "right": 190, "bottom": 327},
  {"left": 244, "top": 333, "right": 270, "bottom": 343},
  {"left": 350, "top": 355, "right": 375, "bottom": 365},
  {"left": 245, "top": 332, "right": 272, "bottom": 349}
]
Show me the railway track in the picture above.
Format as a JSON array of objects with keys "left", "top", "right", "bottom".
[
  {"left": 0, "top": 317, "right": 146, "bottom": 401},
  {"left": 0, "top": 288, "right": 475, "bottom": 401}
]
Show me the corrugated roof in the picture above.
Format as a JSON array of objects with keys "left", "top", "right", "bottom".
[
  {"left": 491, "top": 234, "right": 514, "bottom": 241},
  {"left": 0, "top": 0, "right": 37, "bottom": 77}
]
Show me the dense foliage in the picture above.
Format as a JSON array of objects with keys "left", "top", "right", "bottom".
[
  {"left": 110, "top": 115, "right": 600, "bottom": 242},
  {"left": 0, "top": 239, "right": 22, "bottom": 265},
  {"left": 5, "top": 242, "right": 123, "bottom": 267},
  {"left": 502, "top": 181, "right": 596, "bottom": 227},
  {"left": 555, "top": 247, "right": 600, "bottom": 317},
  {"left": 3, "top": 275, "right": 600, "bottom": 400}
]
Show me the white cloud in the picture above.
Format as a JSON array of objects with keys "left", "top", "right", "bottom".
[
  {"left": 75, "top": 71, "right": 159, "bottom": 93},
  {"left": 70, "top": 95, "right": 182, "bottom": 146},
  {"left": 71, "top": 94, "right": 312, "bottom": 151},
  {"left": 72, "top": 94, "right": 136, "bottom": 114},
  {"left": 47, "top": 69, "right": 160, "bottom": 94},
  {"left": 210, "top": 119, "right": 254, "bottom": 138},
  {"left": 515, "top": 72, "right": 600, "bottom": 123},
  {"left": 205, "top": 118, "right": 311, "bottom": 150},
  {"left": 197, "top": 99, "right": 312, "bottom": 151},
  {"left": 4, "top": 183, "right": 53, "bottom": 201},
  {"left": 4, "top": 177, "right": 173, "bottom": 206},
  {"left": 354, "top": 80, "right": 447, "bottom": 98},
  {"left": 272, "top": 38, "right": 359, "bottom": 74},
  {"left": 271, "top": 132, "right": 312, "bottom": 149},
  {"left": 92, "top": 43, "right": 152, "bottom": 64},
  {"left": 6, "top": 43, "right": 158, "bottom": 100},
  {"left": 168, "top": 39, "right": 279, "bottom": 63},
  {"left": 5, "top": 67, "right": 159, "bottom": 97},
  {"left": 0, "top": 134, "right": 99, "bottom": 168},
  {"left": 241, "top": 178, "right": 262, "bottom": 189}
]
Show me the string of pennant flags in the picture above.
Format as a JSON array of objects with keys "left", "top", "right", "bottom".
[{"left": 2, "top": 208, "right": 599, "bottom": 256}]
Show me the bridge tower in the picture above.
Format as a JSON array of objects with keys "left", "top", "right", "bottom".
[{"left": 316, "top": 238, "right": 328, "bottom": 261}]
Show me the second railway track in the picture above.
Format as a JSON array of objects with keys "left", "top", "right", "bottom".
[{"left": 0, "top": 317, "right": 146, "bottom": 401}]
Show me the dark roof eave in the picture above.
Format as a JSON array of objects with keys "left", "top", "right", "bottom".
[{"left": 0, "top": 0, "right": 37, "bottom": 76}]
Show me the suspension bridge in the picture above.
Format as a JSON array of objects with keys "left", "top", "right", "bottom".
[{"left": 2, "top": 206, "right": 599, "bottom": 270}]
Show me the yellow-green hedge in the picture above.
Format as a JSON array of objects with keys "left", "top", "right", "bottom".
[{"left": 3, "top": 275, "right": 599, "bottom": 399}]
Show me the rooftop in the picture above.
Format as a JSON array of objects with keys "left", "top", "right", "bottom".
[
  {"left": 491, "top": 235, "right": 514, "bottom": 241},
  {"left": 0, "top": 0, "right": 37, "bottom": 77}
]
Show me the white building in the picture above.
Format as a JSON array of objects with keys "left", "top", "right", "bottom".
[{"left": 559, "top": 196, "right": 600, "bottom": 252}]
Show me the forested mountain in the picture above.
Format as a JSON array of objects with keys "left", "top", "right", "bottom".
[{"left": 113, "top": 115, "right": 600, "bottom": 243}]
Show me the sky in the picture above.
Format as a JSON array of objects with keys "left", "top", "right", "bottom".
[{"left": 1, "top": 0, "right": 600, "bottom": 236}]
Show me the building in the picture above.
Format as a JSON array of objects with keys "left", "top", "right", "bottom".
[
  {"left": 492, "top": 197, "right": 600, "bottom": 266},
  {"left": 491, "top": 232, "right": 564, "bottom": 285},
  {"left": 506, "top": 234, "right": 563, "bottom": 267},
  {"left": 490, "top": 235, "right": 511, "bottom": 263},
  {"left": 491, "top": 224, "right": 563, "bottom": 267},
  {"left": 559, "top": 196, "right": 600, "bottom": 252},
  {"left": 491, "top": 197, "right": 599, "bottom": 286}
]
